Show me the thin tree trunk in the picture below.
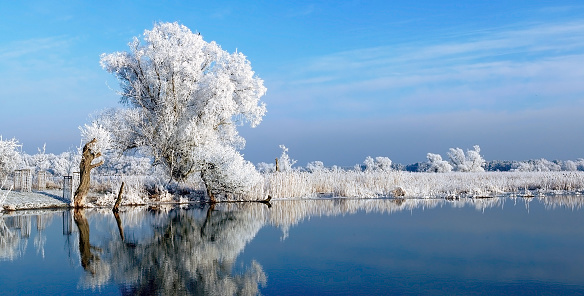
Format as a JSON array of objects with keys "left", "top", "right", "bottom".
[
  {"left": 275, "top": 158, "right": 279, "bottom": 172},
  {"left": 73, "top": 138, "right": 104, "bottom": 208},
  {"left": 113, "top": 182, "right": 125, "bottom": 213}
]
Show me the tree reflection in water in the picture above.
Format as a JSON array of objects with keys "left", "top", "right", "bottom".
[
  {"left": 74, "top": 204, "right": 268, "bottom": 295},
  {"left": 3, "top": 195, "right": 584, "bottom": 294}
]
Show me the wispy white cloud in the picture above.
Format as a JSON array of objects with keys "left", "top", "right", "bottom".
[{"left": 268, "top": 19, "right": 584, "bottom": 118}]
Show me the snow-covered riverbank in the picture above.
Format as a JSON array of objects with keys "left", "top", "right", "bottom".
[
  {"left": 1, "top": 190, "right": 69, "bottom": 211},
  {"left": 2, "top": 171, "right": 584, "bottom": 211}
]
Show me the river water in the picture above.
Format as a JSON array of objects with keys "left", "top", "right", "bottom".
[{"left": 1, "top": 195, "right": 584, "bottom": 295}]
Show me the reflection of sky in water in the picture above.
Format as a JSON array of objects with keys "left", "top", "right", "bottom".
[{"left": 1, "top": 196, "right": 584, "bottom": 295}]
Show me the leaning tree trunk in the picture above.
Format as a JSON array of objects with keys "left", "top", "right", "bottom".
[{"left": 73, "top": 138, "right": 104, "bottom": 208}]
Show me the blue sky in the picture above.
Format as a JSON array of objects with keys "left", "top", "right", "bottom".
[{"left": 1, "top": 1, "right": 584, "bottom": 166}]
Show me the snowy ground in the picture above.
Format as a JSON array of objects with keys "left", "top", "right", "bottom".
[{"left": 1, "top": 189, "right": 70, "bottom": 211}]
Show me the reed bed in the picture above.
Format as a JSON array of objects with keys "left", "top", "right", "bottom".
[
  {"left": 256, "top": 171, "right": 584, "bottom": 199},
  {"left": 77, "top": 171, "right": 584, "bottom": 205}
]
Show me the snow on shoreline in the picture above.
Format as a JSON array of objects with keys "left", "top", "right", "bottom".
[
  {"left": 1, "top": 189, "right": 70, "bottom": 211},
  {"left": 2, "top": 171, "right": 584, "bottom": 212}
]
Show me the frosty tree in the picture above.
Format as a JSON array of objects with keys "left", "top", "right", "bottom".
[
  {"left": 426, "top": 153, "right": 453, "bottom": 173},
  {"left": 447, "top": 145, "right": 485, "bottom": 172},
  {"left": 98, "top": 22, "right": 266, "bottom": 201},
  {"left": 0, "top": 136, "right": 22, "bottom": 178}
]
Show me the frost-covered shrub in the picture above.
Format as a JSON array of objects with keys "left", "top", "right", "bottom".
[
  {"left": 363, "top": 156, "right": 393, "bottom": 172},
  {"left": 306, "top": 161, "right": 326, "bottom": 173},
  {"left": 512, "top": 158, "right": 562, "bottom": 172},
  {"left": 0, "top": 136, "right": 23, "bottom": 178},
  {"left": 426, "top": 153, "right": 453, "bottom": 173},
  {"left": 277, "top": 145, "right": 297, "bottom": 172},
  {"left": 562, "top": 160, "right": 578, "bottom": 171},
  {"left": 447, "top": 145, "right": 485, "bottom": 172},
  {"left": 256, "top": 162, "right": 276, "bottom": 174},
  {"left": 196, "top": 144, "right": 262, "bottom": 199},
  {"left": 50, "top": 151, "right": 81, "bottom": 177}
]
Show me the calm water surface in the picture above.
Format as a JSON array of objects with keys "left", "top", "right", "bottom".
[{"left": 1, "top": 196, "right": 584, "bottom": 295}]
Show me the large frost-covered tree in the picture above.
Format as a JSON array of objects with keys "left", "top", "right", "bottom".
[{"left": 98, "top": 22, "right": 266, "bottom": 200}]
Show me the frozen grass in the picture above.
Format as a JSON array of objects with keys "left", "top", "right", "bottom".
[
  {"left": 4, "top": 171, "right": 584, "bottom": 209},
  {"left": 90, "top": 171, "right": 584, "bottom": 203},
  {"left": 251, "top": 171, "right": 584, "bottom": 199}
]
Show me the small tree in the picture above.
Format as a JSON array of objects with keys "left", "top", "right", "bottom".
[
  {"left": 0, "top": 136, "right": 22, "bottom": 178},
  {"left": 276, "top": 145, "right": 297, "bottom": 172},
  {"left": 448, "top": 145, "right": 485, "bottom": 172},
  {"left": 363, "top": 156, "right": 393, "bottom": 172},
  {"left": 426, "top": 153, "right": 453, "bottom": 173}
]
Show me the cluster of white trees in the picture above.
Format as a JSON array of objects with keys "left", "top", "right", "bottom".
[
  {"left": 426, "top": 145, "right": 486, "bottom": 173},
  {"left": 510, "top": 158, "right": 584, "bottom": 172}
]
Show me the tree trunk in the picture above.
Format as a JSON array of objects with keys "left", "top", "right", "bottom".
[
  {"left": 73, "top": 138, "right": 104, "bottom": 208},
  {"left": 200, "top": 171, "right": 217, "bottom": 203},
  {"left": 113, "top": 182, "right": 125, "bottom": 212},
  {"left": 275, "top": 158, "right": 279, "bottom": 172}
]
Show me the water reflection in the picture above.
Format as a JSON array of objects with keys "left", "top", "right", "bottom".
[{"left": 1, "top": 195, "right": 584, "bottom": 294}]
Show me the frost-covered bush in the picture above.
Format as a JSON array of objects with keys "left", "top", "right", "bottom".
[
  {"left": 196, "top": 144, "right": 262, "bottom": 198},
  {"left": 20, "top": 144, "right": 57, "bottom": 175},
  {"left": 563, "top": 160, "right": 578, "bottom": 171},
  {"left": 426, "top": 153, "right": 453, "bottom": 173},
  {"left": 512, "top": 158, "right": 562, "bottom": 172},
  {"left": 256, "top": 162, "right": 276, "bottom": 174},
  {"left": 277, "top": 145, "right": 297, "bottom": 172},
  {"left": 50, "top": 151, "right": 81, "bottom": 177},
  {"left": 363, "top": 156, "right": 393, "bottom": 172},
  {"left": 0, "top": 136, "right": 23, "bottom": 178},
  {"left": 447, "top": 145, "right": 485, "bottom": 172},
  {"left": 306, "top": 161, "right": 326, "bottom": 173}
]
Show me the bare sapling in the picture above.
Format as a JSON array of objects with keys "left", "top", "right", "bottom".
[{"left": 73, "top": 138, "right": 104, "bottom": 208}]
